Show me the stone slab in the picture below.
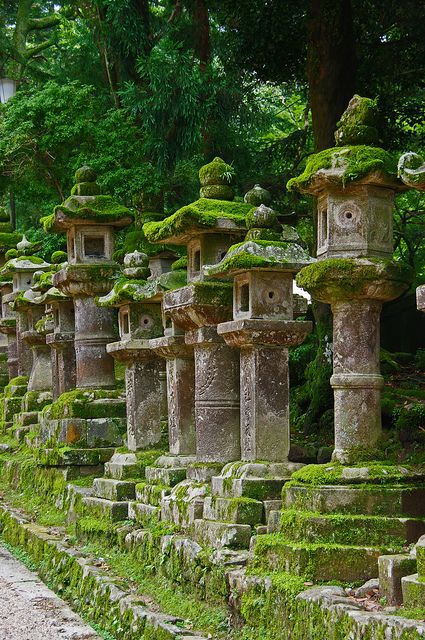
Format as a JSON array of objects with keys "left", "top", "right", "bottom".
[
  {"left": 203, "top": 496, "right": 264, "bottom": 525},
  {"left": 92, "top": 478, "right": 136, "bottom": 501},
  {"left": 82, "top": 496, "right": 128, "bottom": 522},
  {"left": 193, "top": 519, "right": 252, "bottom": 550},
  {"left": 378, "top": 554, "right": 417, "bottom": 605}
]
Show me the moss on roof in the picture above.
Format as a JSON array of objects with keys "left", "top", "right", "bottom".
[
  {"left": 143, "top": 198, "right": 253, "bottom": 243},
  {"left": 287, "top": 145, "right": 398, "bottom": 192},
  {"left": 97, "top": 269, "right": 187, "bottom": 307},
  {"left": 205, "top": 240, "right": 313, "bottom": 276},
  {"left": 40, "top": 195, "right": 133, "bottom": 232}
]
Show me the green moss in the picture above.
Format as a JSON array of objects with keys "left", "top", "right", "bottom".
[
  {"left": 7, "top": 376, "right": 29, "bottom": 387},
  {"left": 198, "top": 157, "right": 235, "bottom": 186},
  {"left": 287, "top": 145, "right": 398, "bottom": 192},
  {"left": 171, "top": 255, "right": 187, "bottom": 271},
  {"left": 191, "top": 280, "right": 233, "bottom": 306},
  {"left": 43, "top": 388, "right": 125, "bottom": 420},
  {"left": 0, "top": 232, "right": 22, "bottom": 251},
  {"left": 143, "top": 198, "right": 252, "bottom": 243},
  {"left": 290, "top": 462, "right": 424, "bottom": 486},
  {"left": 296, "top": 257, "right": 412, "bottom": 300},
  {"left": 41, "top": 195, "right": 133, "bottom": 233},
  {"left": 51, "top": 250, "right": 68, "bottom": 264}
]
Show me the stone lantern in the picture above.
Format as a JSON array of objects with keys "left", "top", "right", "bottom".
[
  {"left": 0, "top": 278, "right": 17, "bottom": 381},
  {"left": 291, "top": 95, "right": 412, "bottom": 463},
  {"left": 38, "top": 167, "right": 132, "bottom": 458},
  {"left": 0, "top": 255, "right": 50, "bottom": 379},
  {"left": 143, "top": 158, "right": 254, "bottom": 468},
  {"left": 190, "top": 205, "right": 313, "bottom": 545},
  {"left": 11, "top": 276, "right": 53, "bottom": 441},
  {"left": 98, "top": 250, "right": 166, "bottom": 451}
]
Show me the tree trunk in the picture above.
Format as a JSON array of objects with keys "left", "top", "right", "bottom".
[{"left": 307, "top": 0, "right": 356, "bottom": 151}]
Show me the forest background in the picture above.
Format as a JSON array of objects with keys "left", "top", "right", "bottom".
[{"left": 0, "top": 0, "right": 424, "bottom": 452}]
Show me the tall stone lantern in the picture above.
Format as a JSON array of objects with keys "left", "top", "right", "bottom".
[
  {"left": 38, "top": 167, "right": 132, "bottom": 457},
  {"left": 143, "top": 158, "right": 255, "bottom": 468},
  {"left": 291, "top": 96, "right": 412, "bottom": 463}
]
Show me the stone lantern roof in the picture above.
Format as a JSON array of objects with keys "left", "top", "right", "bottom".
[
  {"left": 41, "top": 166, "right": 133, "bottom": 233},
  {"left": 204, "top": 204, "right": 314, "bottom": 278},
  {"left": 97, "top": 249, "right": 187, "bottom": 308},
  {"left": 0, "top": 255, "right": 50, "bottom": 278},
  {"left": 287, "top": 96, "right": 406, "bottom": 196}
]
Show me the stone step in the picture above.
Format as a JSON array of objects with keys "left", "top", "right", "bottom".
[
  {"left": 186, "top": 464, "right": 223, "bottom": 483},
  {"left": 203, "top": 496, "right": 264, "bottom": 525},
  {"left": 145, "top": 466, "right": 187, "bottom": 486},
  {"left": 128, "top": 501, "right": 160, "bottom": 525},
  {"left": 104, "top": 452, "right": 141, "bottom": 480},
  {"left": 92, "top": 478, "right": 136, "bottom": 501},
  {"left": 284, "top": 484, "right": 425, "bottom": 517},
  {"left": 37, "top": 447, "right": 115, "bottom": 467},
  {"left": 135, "top": 482, "right": 171, "bottom": 506},
  {"left": 160, "top": 480, "right": 207, "bottom": 528},
  {"left": 212, "top": 475, "right": 286, "bottom": 500},
  {"left": 250, "top": 533, "right": 395, "bottom": 582},
  {"left": 264, "top": 499, "right": 282, "bottom": 522},
  {"left": 14, "top": 411, "right": 39, "bottom": 427},
  {"left": 82, "top": 496, "right": 128, "bottom": 522},
  {"left": 193, "top": 519, "right": 252, "bottom": 550},
  {"left": 278, "top": 510, "right": 425, "bottom": 547},
  {"left": 15, "top": 426, "right": 31, "bottom": 443},
  {"left": 402, "top": 573, "right": 425, "bottom": 608}
]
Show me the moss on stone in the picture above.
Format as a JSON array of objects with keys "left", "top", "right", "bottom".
[
  {"left": 41, "top": 195, "right": 133, "bottom": 233},
  {"left": 171, "top": 255, "right": 188, "bottom": 271},
  {"left": 0, "top": 232, "right": 22, "bottom": 251},
  {"left": 43, "top": 388, "right": 124, "bottom": 420},
  {"left": 198, "top": 157, "right": 235, "bottom": 186},
  {"left": 143, "top": 198, "right": 252, "bottom": 243},
  {"left": 296, "top": 257, "right": 412, "bottom": 300},
  {"left": 51, "top": 250, "right": 68, "bottom": 264},
  {"left": 287, "top": 145, "right": 398, "bottom": 192},
  {"left": 191, "top": 280, "right": 233, "bottom": 306}
]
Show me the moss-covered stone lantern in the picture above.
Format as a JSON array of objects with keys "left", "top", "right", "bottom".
[
  {"left": 41, "top": 167, "right": 133, "bottom": 390},
  {"left": 37, "top": 168, "right": 132, "bottom": 459},
  {"left": 0, "top": 255, "right": 50, "bottom": 379},
  {"left": 292, "top": 96, "right": 412, "bottom": 463},
  {"left": 98, "top": 250, "right": 166, "bottom": 451},
  {"left": 143, "top": 159, "right": 255, "bottom": 467}
]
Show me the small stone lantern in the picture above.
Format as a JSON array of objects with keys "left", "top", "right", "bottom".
[
  {"left": 99, "top": 250, "right": 166, "bottom": 451},
  {"left": 291, "top": 95, "right": 412, "bottom": 463}
]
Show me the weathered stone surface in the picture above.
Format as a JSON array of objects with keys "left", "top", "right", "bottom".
[
  {"left": 82, "top": 496, "right": 129, "bottom": 521},
  {"left": 145, "top": 466, "right": 187, "bottom": 486},
  {"left": 128, "top": 501, "right": 160, "bottom": 525},
  {"left": 417, "top": 284, "right": 425, "bottom": 312},
  {"left": 203, "top": 496, "right": 263, "bottom": 525},
  {"left": 92, "top": 478, "right": 136, "bottom": 501},
  {"left": 285, "top": 484, "right": 425, "bottom": 516},
  {"left": 184, "top": 326, "right": 240, "bottom": 463},
  {"left": 401, "top": 573, "right": 425, "bottom": 608},
  {"left": 150, "top": 335, "right": 196, "bottom": 456},
  {"left": 104, "top": 452, "right": 140, "bottom": 479},
  {"left": 193, "top": 519, "right": 252, "bottom": 549},
  {"left": 379, "top": 554, "right": 417, "bottom": 605}
]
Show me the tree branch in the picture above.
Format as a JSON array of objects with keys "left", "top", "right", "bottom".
[{"left": 28, "top": 14, "right": 61, "bottom": 31}]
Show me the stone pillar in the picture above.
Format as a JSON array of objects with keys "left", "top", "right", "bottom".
[
  {"left": 151, "top": 334, "right": 196, "bottom": 456},
  {"left": 45, "top": 299, "right": 76, "bottom": 399},
  {"left": 331, "top": 299, "right": 383, "bottom": 461},
  {"left": 15, "top": 307, "right": 33, "bottom": 377},
  {"left": 186, "top": 326, "right": 240, "bottom": 463},
  {"left": 74, "top": 297, "right": 116, "bottom": 389},
  {"left": 23, "top": 323, "right": 53, "bottom": 392},
  {"left": 107, "top": 342, "right": 165, "bottom": 451}
]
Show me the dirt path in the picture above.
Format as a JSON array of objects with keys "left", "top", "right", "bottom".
[{"left": 0, "top": 545, "right": 101, "bottom": 640}]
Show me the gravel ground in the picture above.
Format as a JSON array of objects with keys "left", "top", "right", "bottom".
[{"left": 0, "top": 545, "right": 100, "bottom": 640}]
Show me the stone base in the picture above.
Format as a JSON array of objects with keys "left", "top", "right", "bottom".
[
  {"left": 186, "top": 463, "right": 224, "bottom": 482},
  {"left": 193, "top": 519, "right": 252, "bottom": 550},
  {"left": 92, "top": 478, "right": 136, "bottom": 501},
  {"left": 104, "top": 453, "right": 141, "bottom": 480},
  {"left": 402, "top": 573, "right": 425, "bottom": 608},
  {"left": 203, "top": 496, "right": 263, "bottom": 525},
  {"left": 36, "top": 447, "right": 115, "bottom": 467},
  {"left": 378, "top": 554, "right": 417, "bottom": 605},
  {"left": 160, "top": 479, "right": 208, "bottom": 529},
  {"left": 82, "top": 496, "right": 129, "bottom": 522}
]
